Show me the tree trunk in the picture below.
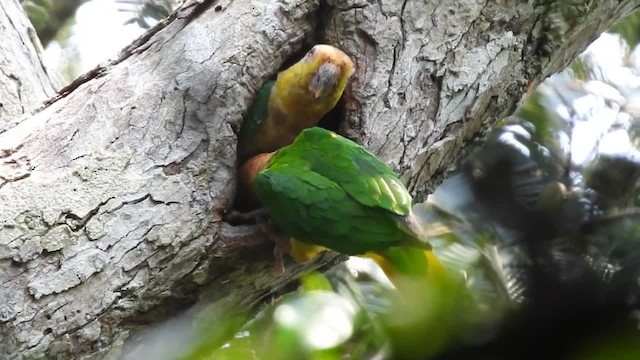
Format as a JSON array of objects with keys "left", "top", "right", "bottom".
[
  {"left": 0, "top": 0, "right": 59, "bottom": 130},
  {"left": 0, "top": 0, "right": 637, "bottom": 358}
]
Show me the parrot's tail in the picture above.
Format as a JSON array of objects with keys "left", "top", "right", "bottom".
[
  {"left": 366, "top": 247, "right": 448, "bottom": 282},
  {"left": 409, "top": 195, "right": 528, "bottom": 304},
  {"left": 393, "top": 202, "right": 456, "bottom": 250},
  {"left": 289, "top": 238, "right": 327, "bottom": 263}
]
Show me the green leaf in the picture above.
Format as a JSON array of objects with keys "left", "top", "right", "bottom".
[{"left": 300, "top": 272, "right": 334, "bottom": 292}]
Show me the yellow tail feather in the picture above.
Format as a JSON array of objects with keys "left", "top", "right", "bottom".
[{"left": 289, "top": 238, "right": 328, "bottom": 263}]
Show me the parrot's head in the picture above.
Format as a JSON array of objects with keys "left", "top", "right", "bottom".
[{"left": 303, "top": 44, "right": 355, "bottom": 99}]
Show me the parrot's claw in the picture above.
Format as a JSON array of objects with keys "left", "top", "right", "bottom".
[
  {"left": 257, "top": 221, "right": 291, "bottom": 276},
  {"left": 223, "top": 208, "right": 270, "bottom": 225},
  {"left": 273, "top": 239, "right": 291, "bottom": 276}
]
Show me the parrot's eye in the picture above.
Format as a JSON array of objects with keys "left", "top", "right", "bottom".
[{"left": 306, "top": 47, "right": 316, "bottom": 58}]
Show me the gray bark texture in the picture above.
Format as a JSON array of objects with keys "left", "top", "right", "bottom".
[
  {"left": 0, "top": 0, "right": 638, "bottom": 358},
  {"left": 0, "top": 0, "right": 59, "bottom": 129}
]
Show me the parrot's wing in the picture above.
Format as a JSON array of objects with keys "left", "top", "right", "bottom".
[
  {"left": 297, "top": 127, "right": 412, "bottom": 216},
  {"left": 255, "top": 165, "right": 402, "bottom": 255},
  {"left": 237, "top": 80, "right": 276, "bottom": 153}
]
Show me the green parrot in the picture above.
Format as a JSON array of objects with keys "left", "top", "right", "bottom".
[
  {"left": 242, "top": 127, "right": 433, "bottom": 262},
  {"left": 236, "top": 44, "right": 355, "bottom": 164}
]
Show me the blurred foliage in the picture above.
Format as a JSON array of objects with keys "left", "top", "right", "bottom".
[
  {"left": 21, "top": 0, "right": 85, "bottom": 46},
  {"left": 116, "top": 0, "right": 179, "bottom": 28},
  {"left": 19, "top": 0, "right": 179, "bottom": 85},
  {"left": 609, "top": 10, "right": 640, "bottom": 49},
  {"left": 21, "top": 0, "right": 179, "bottom": 44}
]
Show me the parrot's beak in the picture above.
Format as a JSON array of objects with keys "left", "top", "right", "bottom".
[{"left": 309, "top": 62, "right": 340, "bottom": 98}]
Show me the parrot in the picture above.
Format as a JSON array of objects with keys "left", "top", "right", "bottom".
[
  {"left": 236, "top": 44, "right": 355, "bottom": 164},
  {"left": 240, "top": 127, "right": 445, "bottom": 273}
]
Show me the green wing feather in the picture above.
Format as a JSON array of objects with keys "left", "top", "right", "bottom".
[
  {"left": 237, "top": 80, "right": 275, "bottom": 158},
  {"left": 268, "top": 127, "right": 412, "bottom": 216},
  {"left": 255, "top": 165, "right": 407, "bottom": 254}
]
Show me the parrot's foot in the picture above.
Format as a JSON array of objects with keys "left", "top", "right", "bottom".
[
  {"left": 223, "top": 208, "right": 270, "bottom": 225},
  {"left": 257, "top": 221, "right": 291, "bottom": 276},
  {"left": 272, "top": 236, "right": 292, "bottom": 276}
]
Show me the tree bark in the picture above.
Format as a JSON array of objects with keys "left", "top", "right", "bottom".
[{"left": 0, "top": 0, "right": 637, "bottom": 358}]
